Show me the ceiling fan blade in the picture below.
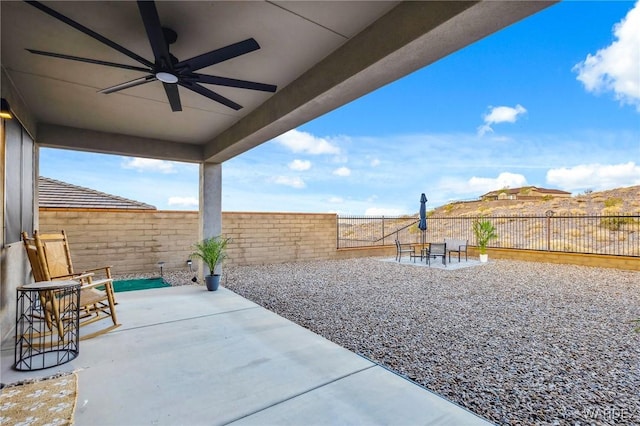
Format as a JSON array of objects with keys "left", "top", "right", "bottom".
[
  {"left": 163, "top": 83, "right": 182, "bottom": 112},
  {"left": 99, "top": 75, "right": 157, "bottom": 94},
  {"left": 176, "top": 38, "right": 260, "bottom": 73},
  {"left": 190, "top": 74, "right": 277, "bottom": 93},
  {"left": 26, "top": 1, "right": 153, "bottom": 68},
  {"left": 27, "top": 49, "right": 150, "bottom": 73},
  {"left": 137, "top": 1, "right": 172, "bottom": 69},
  {"left": 179, "top": 82, "right": 242, "bottom": 111}
]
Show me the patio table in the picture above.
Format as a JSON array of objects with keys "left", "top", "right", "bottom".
[{"left": 420, "top": 243, "right": 431, "bottom": 261}]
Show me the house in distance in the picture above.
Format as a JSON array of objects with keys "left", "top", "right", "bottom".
[{"left": 481, "top": 186, "right": 571, "bottom": 201}]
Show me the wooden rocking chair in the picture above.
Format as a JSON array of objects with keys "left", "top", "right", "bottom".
[{"left": 22, "top": 230, "right": 120, "bottom": 340}]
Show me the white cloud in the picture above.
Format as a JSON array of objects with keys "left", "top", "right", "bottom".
[
  {"left": 333, "top": 167, "right": 351, "bottom": 177},
  {"left": 370, "top": 158, "right": 381, "bottom": 167},
  {"left": 573, "top": 1, "right": 640, "bottom": 111},
  {"left": 275, "top": 129, "right": 341, "bottom": 155},
  {"left": 328, "top": 197, "right": 344, "bottom": 203},
  {"left": 365, "top": 207, "right": 405, "bottom": 216},
  {"left": 167, "top": 196, "right": 198, "bottom": 208},
  {"left": 546, "top": 162, "right": 640, "bottom": 191},
  {"left": 272, "top": 176, "right": 306, "bottom": 188},
  {"left": 467, "top": 172, "right": 528, "bottom": 193},
  {"left": 121, "top": 157, "right": 176, "bottom": 173},
  {"left": 478, "top": 104, "right": 527, "bottom": 136},
  {"left": 288, "top": 159, "right": 312, "bottom": 171}
]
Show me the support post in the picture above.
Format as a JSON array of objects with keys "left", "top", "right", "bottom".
[{"left": 199, "top": 162, "right": 222, "bottom": 275}]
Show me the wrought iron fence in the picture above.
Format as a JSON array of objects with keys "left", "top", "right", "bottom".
[
  {"left": 337, "top": 214, "right": 640, "bottom": 257},
  {"left": 337, "top": 215, "right": 419, "bottom": 248}
]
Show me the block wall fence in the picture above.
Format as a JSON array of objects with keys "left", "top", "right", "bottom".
[
  {"left": 38, "top": 209, "right": 353, "bottom": 275},
  {"left": 39, "top": 208, "right": 638, "bottom": 275}
]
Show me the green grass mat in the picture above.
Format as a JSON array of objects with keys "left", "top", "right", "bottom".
[{"left": 109, "top": 277, "right": 171, "bottom": 292}]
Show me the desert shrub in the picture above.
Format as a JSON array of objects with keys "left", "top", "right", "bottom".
[
  {"left": 568, "top": 228, "right": 582, "bottom": 238},
  {"left": 600, "top": 216, "right": 634, "bottom": 231},
  {"left": 604, "top": 197, "right": 623, "bottom": 208},
  {"left": 525, "top": 222, "right": 544, "bottom": 238},
  {"left": 525, "top": 237, "right": 546, "bottom": 250},
  {"left": 541, "top": 195, "right": 553, "bottom": 201}
]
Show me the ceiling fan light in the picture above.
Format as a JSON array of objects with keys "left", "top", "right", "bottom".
[{"left": 156, "top": 72, "right": 178, "bottom": 83}]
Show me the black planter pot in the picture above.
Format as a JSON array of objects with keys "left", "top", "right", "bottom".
[{"left": 205, "top": 274, "right": 221, "bottom": 291}]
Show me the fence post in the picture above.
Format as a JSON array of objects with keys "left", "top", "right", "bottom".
[
  {"left": 382, "top": 216, "right": 385, "bottom": 246},
  {"left": 545, "top": 210, "right": 554, "bottom": 251}
]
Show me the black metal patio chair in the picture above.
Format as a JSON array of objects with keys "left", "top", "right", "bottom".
[
  {"left": 425, "top": 242, "right": 447, "bottom": 267},
  {"left": 395, "top": 239, "right": 416, "bottom": 262}
]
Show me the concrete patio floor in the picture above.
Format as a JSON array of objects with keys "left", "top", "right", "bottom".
[
  {"left": 379, "top": 256, "right": 488, "bottom": 270},
  {"left": 1, "top": 285, "right": 492, "bottom": 425}
]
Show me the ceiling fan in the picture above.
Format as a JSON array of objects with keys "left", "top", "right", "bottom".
[{"left": 25, "top": 0, "right": 277, "bottom": 112}]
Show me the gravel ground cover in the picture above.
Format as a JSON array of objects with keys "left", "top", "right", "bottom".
[{"left": 214, "top": 258, "right": 640, "bottom": 426}]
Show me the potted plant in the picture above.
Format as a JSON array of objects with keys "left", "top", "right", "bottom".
[
  {"left": 190, "top": 236, "right": 230, "bottom": 291},
  {"left": 473, "top": 219, "right": 497, "bottom": 262}
]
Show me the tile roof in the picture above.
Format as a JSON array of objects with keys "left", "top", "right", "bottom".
[{"left": 39, "top": 177, "right": 156, "bottom": 210}]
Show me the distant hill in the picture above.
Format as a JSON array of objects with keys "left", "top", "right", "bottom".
[{"left": 430, "top": 185, "right": 640, "bottom": 217}]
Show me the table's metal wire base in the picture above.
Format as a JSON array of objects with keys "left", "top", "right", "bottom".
[{"left": 15, "top": 283, "right": 80, "bottom": 371}]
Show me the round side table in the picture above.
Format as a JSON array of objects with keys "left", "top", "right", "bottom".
[{"left": 14, "top": 280, "right": 81, "bottom": 371}]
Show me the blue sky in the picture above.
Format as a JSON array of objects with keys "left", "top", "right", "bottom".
[{"left": 41, "top": 1, "right": 640, "bottom": 215}]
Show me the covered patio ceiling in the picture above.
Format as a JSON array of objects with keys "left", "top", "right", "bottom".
[{"left": 1, "top": 1, "right": 555, "bottom": 164}]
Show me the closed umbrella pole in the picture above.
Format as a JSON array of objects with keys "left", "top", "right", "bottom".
[{"left": 419, "top": 193, "right": 427, "bottom": 252}]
